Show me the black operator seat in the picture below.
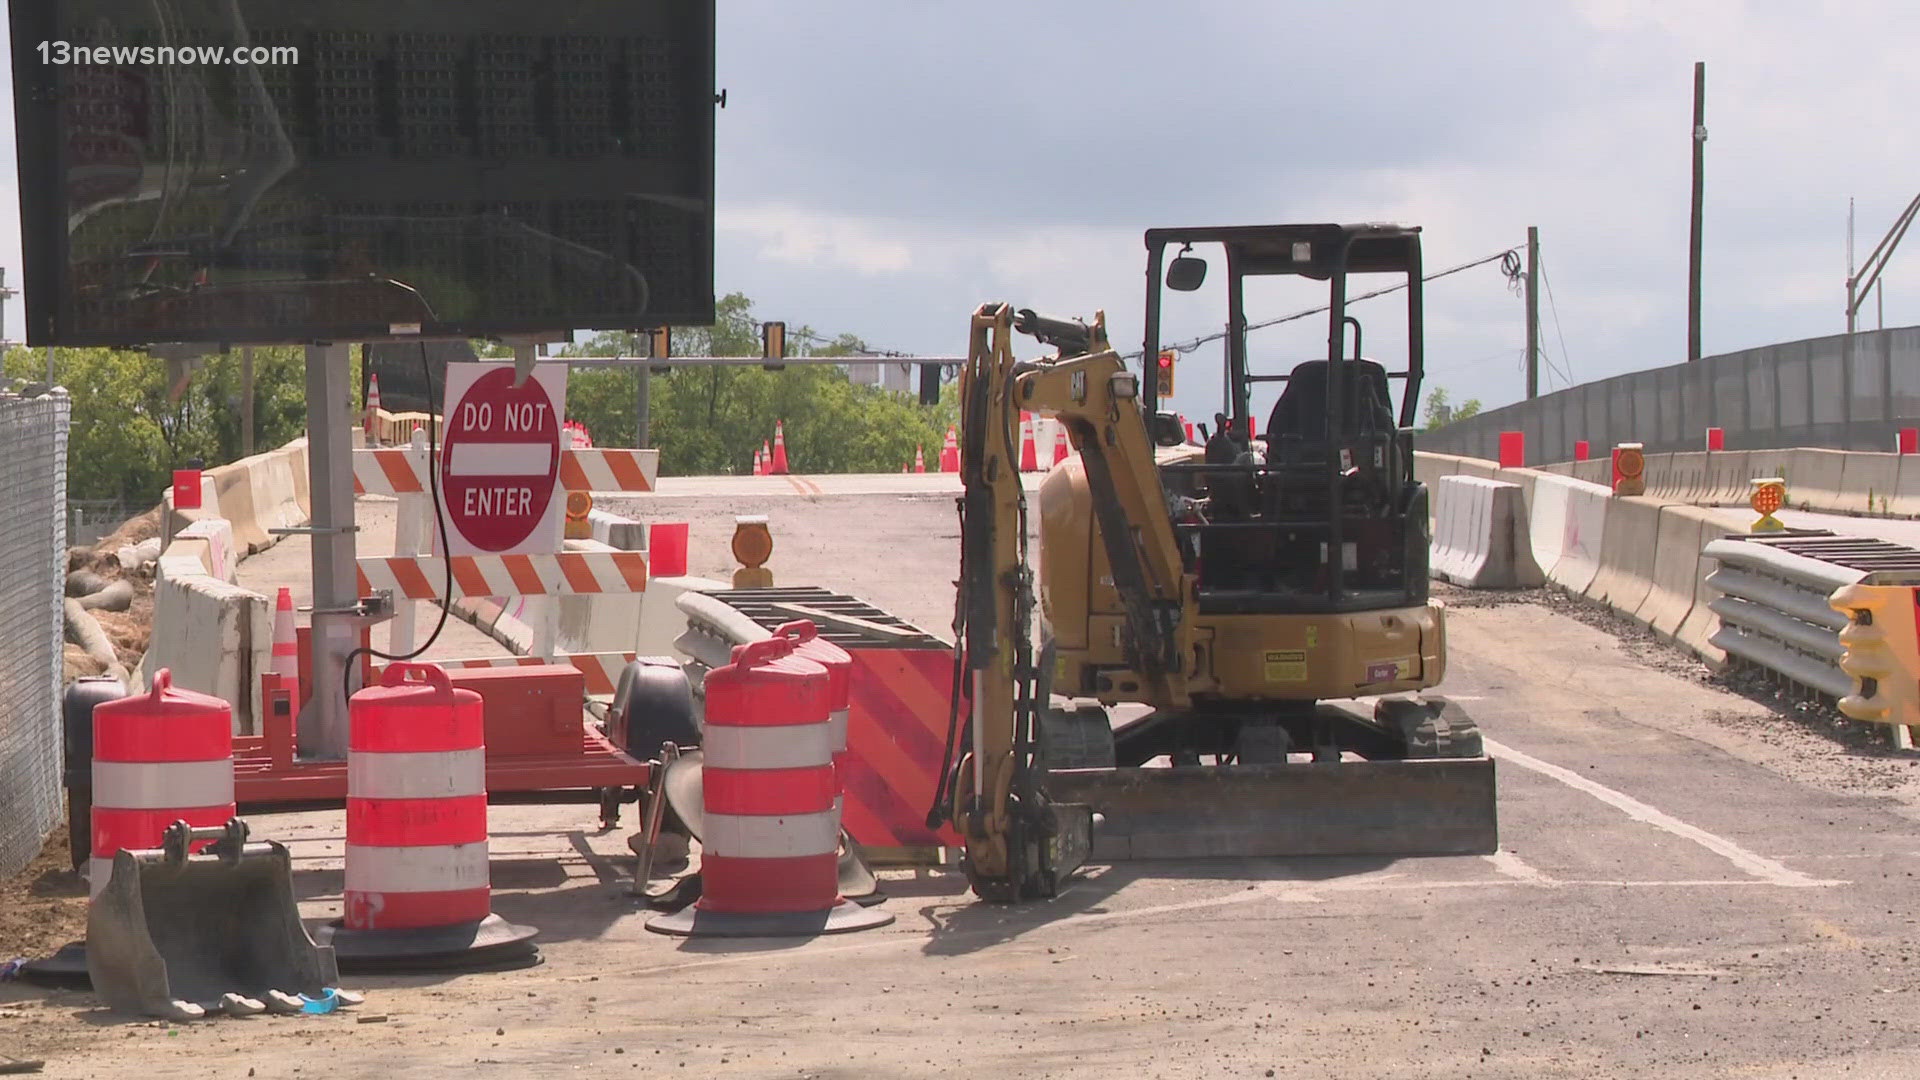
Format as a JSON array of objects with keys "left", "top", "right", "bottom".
[{"left": 1265, "top": 358, "right": 1396, "bottom": 445}]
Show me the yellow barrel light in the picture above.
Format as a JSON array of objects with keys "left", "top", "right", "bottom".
[
  {"left": 1612, "top": 442, "right": 1645, "bottom": 496},
  {"left": 564, "top": 490, "right": 593, "bottom": 539},
  {"left": 732, "top": 514, "right": 774, "bottom": 588},
  {"left": 1748, "top": 477, "right": 1786, "bottom": 533}
]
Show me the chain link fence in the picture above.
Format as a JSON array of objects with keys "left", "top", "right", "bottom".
[
  {"left": 1418, "top": 326, "right": 1920, "bottom": 461},
  {"left": 0, "top": 390, "right": 70, "bottom": 875}
]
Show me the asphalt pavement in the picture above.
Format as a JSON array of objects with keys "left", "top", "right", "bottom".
[{"left": 13, "top": 482, "right": 1920, "bottom": 1078}]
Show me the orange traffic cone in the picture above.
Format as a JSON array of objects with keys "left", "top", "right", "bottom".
[
  {"left": 939, "top": 426, "right": 959, "bottom": 472},
  {"left": 1019, "top": 412, "right": 1039, "bottom": 472},
  {"left": 752, "top": 446, "right": 764, "bottom": 475},
  {"left": 1053, "top": 421, "right": 1070, "bottom": 465},
  {"left": 761, "top": 439, "right": 774, "bottom": 475},
  {"left": 272, "top": 587, "right": 298, "bottom": 681},
  {"left": 770, "top": 421, "right": 790, "bottom": 474},
  {"left": 913, "top": 445, "right": 926, "bottom": 473},
  {"left": 364, "top": 373, "right": 382, "bottom": 442}
]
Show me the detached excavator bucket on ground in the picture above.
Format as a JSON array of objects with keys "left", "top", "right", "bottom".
[{"left": 88, "top": 819, "right": 337, "bottom": 1020}]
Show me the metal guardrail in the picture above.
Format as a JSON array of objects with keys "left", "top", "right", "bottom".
[{"left": 1705, "top": 532, "right": 1920, "bottom": 706}]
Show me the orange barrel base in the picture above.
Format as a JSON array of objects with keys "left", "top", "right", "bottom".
[{"left": 647, "top": 896, "right": 889, "bottom": 938}]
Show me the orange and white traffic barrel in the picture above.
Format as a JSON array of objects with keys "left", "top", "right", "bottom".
[
  {"left": 89, "top": 670, "right": 234, "bottom": 898},
  {"left": 775, "top": 620, "right": 851, "bottom": 808},
  {"left": 648, "top": 636, "right": 891, "bottom": 937},
  {"left": 317, "top": 663, "right": 537, "bottom": 970}
]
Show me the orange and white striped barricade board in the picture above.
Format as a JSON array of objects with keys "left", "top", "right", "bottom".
[
  {"left": 357, "top": 551, "right": 649, "bottom": 600},
  {"left": 356, "top": 441, "right": 657, "bottom": 656},
  {"left": 354, "top": 447, "right": 659, "bottom": 496}
]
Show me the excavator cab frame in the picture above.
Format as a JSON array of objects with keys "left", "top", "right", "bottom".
[{"left": 1142, "top": 224, "right": 1431, "bottom": 615}]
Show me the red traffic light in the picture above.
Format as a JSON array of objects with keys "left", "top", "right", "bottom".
[{"left": 1157, "top": 352, "right": 1174, "bottom": 369}]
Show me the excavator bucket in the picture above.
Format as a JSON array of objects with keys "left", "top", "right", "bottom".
[
  {"left": 88, "top": 820, "right": 337, "bottom": 1019},
  {"left": 1048, "top": 757, "right": 1497, "bottom": 861}
]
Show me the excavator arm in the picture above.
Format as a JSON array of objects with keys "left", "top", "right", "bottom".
[{"left": 938, "top": 302, "right": 1188, "bottom": 900}]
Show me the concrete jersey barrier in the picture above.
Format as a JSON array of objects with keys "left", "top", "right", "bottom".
[
  {"left": 1429, "top": 476, "right": 1542, "bottom": 589},
  {"left": 1583, "top": 495, "right": 1669, "bottom": 613}
]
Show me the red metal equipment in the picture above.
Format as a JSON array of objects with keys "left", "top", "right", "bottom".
[{"left": 235, "top": 657, "right": 647, "bottom": 808}]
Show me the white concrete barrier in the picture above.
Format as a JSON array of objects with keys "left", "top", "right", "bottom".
[
  {"left": 1784, "top": 448, "right": 1847, "bottom": 511},
  {"left": 588, "top": 508, "right": 649, "bottom": 551},
  {"left": 1584, "top": 495, "right": 1667, "bottom": 613},
  {"left": 1838, "top": 452, "right": 1900, "bottom": 516},
  {"left": 247, "top": 447, "right": 306, "bottom": 539},
  {"left": 1635, "top": 505, "right": 1719, "bottom": 640},
  {"left": 1414, "top": 452, "right": 1468, "bottom": 492},
  {"left": 1541, "top": 477, "right": 1610, "bottom": 594},
  {"left": 147, "top": 566, "right": 270, "bottom": 734},
  {"left": 636, "top": 576, "right": 729, "bottom": 658},
  {"left": 173, "top": 518, "right": 237, "bottom": 582},
  {"left": 1430, "top": 476, "right": 1541, "bottom": 588}
]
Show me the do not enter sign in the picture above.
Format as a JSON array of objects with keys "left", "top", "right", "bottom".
[{"left": 438, "top": 363, "right": 570, "bottom": 556}]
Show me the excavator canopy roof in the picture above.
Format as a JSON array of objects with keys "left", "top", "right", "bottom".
[{"left": 1144, "top": 223, "right": 1421, "bottom": 279}]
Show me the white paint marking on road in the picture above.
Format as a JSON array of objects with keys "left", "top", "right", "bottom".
[
  {"left": 1485, "top": 849, "right": 1557, "bottom": 885},
  {"left": 1484, "top": 737, "right": 1836, "bottom": 888}
]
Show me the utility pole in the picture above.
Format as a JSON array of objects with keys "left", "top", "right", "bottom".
[
  {"left": 0, "top": 268, "right": 15, "bottom": 345},
  {"left": 1847, "top": 197, "right": 1856, "bottom": 336},
  {"left": 1687, "top": 60, "right": 1707, "bottom": 364},
  {"left": 634, "top": 357, "right": 651, "bottom": 450},
  {"left": 241, "top": 347, "right": 256, "bottom": 456},
  {"left": 1525, "top": 226, "right": 1540, "bottom": 399}
]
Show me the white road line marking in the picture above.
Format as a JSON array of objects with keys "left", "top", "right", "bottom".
[
  {"left": 1485, "top": 849, "right": 1557, "bottom": 885},
  {"left": 1484, "top": 737, "right": 1838, "bottom": 888}
]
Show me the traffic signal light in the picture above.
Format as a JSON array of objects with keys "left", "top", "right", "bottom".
[
  {"left": 1155, "top": 350, "right": 1175, "bottom": 398},
  {"left": 645, "top": 327, "right": 671, "bottom": 374},
  {"left": 919, "top": 362, "right": 941, "bottom": 406},
  {"left": 1831, "top": 583, "right": 1920, "bottom": 729},
  {"left": 761, "top": 321, "right": 786, "bottom": 370}
]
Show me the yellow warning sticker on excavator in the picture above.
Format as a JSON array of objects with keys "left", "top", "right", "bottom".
[
  {"left": 1305, "top": 627, "right": 1318, "bottom": 649},
  {"left": 1264, "top": 650, "right": 1308, "bottom": 682}
]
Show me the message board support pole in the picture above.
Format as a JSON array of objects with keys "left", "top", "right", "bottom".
[{"left": 303, "top": 341, "right": 360, "bottom": 759}]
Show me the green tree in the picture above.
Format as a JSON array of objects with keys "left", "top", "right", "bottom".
[
  {"left": 4, "top": 343, "right": 348, "bottom": 506},
  {"left": 559, "top": 293, "right": 956, "bottom": 475},
  {"left": 1421, "top": 386, "right": 1482, "bottom": 430}
]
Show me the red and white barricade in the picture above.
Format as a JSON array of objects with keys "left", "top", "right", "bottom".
[
  {"left": 89, "top": 670, "right": 235, "bottom": 897},
  {"left": 647, "top": 636, "right": 890, "bottom": 937},
  {"left": 320, "top": 663, "right": 537, "bottom": 967}
]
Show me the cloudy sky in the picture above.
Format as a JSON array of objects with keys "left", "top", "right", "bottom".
[{"left": 2, "top": 2, "right": 1916, "bottom": 425}]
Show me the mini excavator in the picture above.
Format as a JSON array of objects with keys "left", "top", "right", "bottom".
[{"left": 932, "top": 223, "right": 1497, "bottom": 901}]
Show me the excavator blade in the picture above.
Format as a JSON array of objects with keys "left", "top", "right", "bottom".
[{"left": 1046, "top": 757, "right": 1497, "bottom": 862}]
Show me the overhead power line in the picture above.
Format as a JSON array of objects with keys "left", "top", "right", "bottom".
[{"left": 1129, "top": 245, "right": 1524, "bottom": 361}]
